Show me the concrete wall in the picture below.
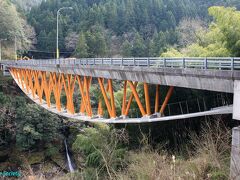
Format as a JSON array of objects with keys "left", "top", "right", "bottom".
[{"left": 230, "top": 126, "right": 240, "bottom": 179}]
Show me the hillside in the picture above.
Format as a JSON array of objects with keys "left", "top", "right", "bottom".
[
  {"left": 11, "top": 0, "right": 42, "bottom": 11},
  {"left": 26, "top": 0, "right": 240, "bottom": 59}
]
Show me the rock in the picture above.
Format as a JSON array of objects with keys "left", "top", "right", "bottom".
[
  {"left": 27, "top": 152, "right": 45, "bottom": 165},
  {"left": 50, "top": 152, "right": 67, "bottom": 170},
  {"left": 42, "top": 162, "right": 59, "bottom": 173}
]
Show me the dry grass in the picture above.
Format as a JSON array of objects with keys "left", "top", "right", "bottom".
[
  {"left": 116, "top": 119, "right": 231, "bottom": 180},
  {"left": 19, "top": 119, "right": 232, "bottom": 180}
]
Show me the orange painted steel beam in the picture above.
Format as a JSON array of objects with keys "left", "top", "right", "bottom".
[
  {"left": 108, "top": 79, "right": 116, "bottom": 118},
  {"left": 124, "top": 82, "right": 138, "bottom": 116},
  {"left": 27, "top": 70, "right": 35, "bottom": 98},
  {"left": 98, "top": 78, "right": 114, "bottom": 118},
  {"left": 79, "top": 77, "right": 87, "bottom": 114},
  {"left": 83, "top": 77, "right": 88, "bottom": 113},
  {"left": 42, "top": 71, "right": 52, "bottom": 107},
  {"left": 85, "top": 77, "right": 92, "bottom": 116},
  {"left": 98, "top": 100, "right": 103, "bottom": 116},
  {"left": 38, "top": 71, "right": 45, "bottom": 103},
  {"left": 22, "top": 69, "right": 29, "bottom": 93},
  {"left": 155, "top": 85, "right": 159, "bottom": 113},
  {"left": 160, "top": 86, "right": 174, "bottom": 114},
  {"left": 63, "top": 74, "right": 76, "bottom": 114},
  {"left": 32, "top": 71, "right": 41, "bottom": 99},
  {"left": 128, "top": 81, "right": 146, "bottom": 116},
  {"left": 21, "top": 69, "right": 26, "bottom": 90},
  {"left": 51, "top": 72, "right": 63, "bottom": 111},
  {"left": 144, "top": 83, "right": 151, "bottom": 115},
  {"left": 77, "top": 76, "right": 89, "bottom": 115},
  {"left": 78, "top": 76, "right": 92, "bottom": 116},
  {"left": 122, "top": 81, "right": 127, "bottom": 115}
]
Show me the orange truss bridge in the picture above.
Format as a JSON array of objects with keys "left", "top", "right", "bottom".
[{"left": 1, "top": 58, "right": 236, "bottom": 123}]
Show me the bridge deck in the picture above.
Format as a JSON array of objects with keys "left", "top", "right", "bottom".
[{"left": 2, "top": 57, "right": 240, "bottom": 93}]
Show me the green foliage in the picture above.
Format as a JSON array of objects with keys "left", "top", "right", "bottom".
[
  {"left": 16, "top": 104, "right": 62, "bottom": 150},
  {"left": 208, "top": 6, "right": 240, "bottom": 56},
  {"left": 27, "top": 0, "right": 199, "bottom": 58},
  {"left": 121, "top": 40, "right": 132, "bottom": 57},
  {"left": 211, "top": 170, "right": 228, "bottom": 180},
  {"left": 162, "top": 6, "right": 240, "bottom": 57},
  {"left": 75, "top": 32, "right": 89, "bottom": 58},
  {"left": 72, "top": 125, "right": 127, "bottom": 177},
  {"left": 45, "top": 143, "right": 60, "bottom": 158},
  {"left": 0, "top": 0, "right": 35, "bottom": 58},
  {"left": 161, "top": 48, "right": 184, "bottom": 57}
]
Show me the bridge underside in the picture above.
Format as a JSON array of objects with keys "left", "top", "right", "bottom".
[{"left": 8, "top": 67, "right": 232, "bottom": 123}]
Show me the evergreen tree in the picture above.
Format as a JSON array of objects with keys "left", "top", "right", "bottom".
[
  {"left": 75, "top": 32, "right": 89, "bottom": 58},
  {"left": 131, "top": 33, "right": 146, "bottom": 57},
  {"left": 122, "top": 40, "right": 132, "bottom": 57}
]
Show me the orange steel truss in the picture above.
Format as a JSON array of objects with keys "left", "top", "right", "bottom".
[{"left": 9, "top": 68, "right": 174, "bottom": 119}]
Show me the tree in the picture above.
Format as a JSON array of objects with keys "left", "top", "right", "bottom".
[
  {"left": 75, "top": 32, "right": 89, "bottom": 58},
  {"left": 208, "top": 6, "right": 240, "bottom": 56},
  {"left": 177, "top": 18, "right": 207, "bottom": 47},
  {"left": 0, "top": 0, "right": 35, "bottom": 54},
  {"left": 65, "top": 32, "right": 79, "bottom": 51},
  {"left": 94, "top": 31, "right": 107, "bottom": 57},
  {"left": 161, "top": 6, "right": 238, "bottom": 57},
  {"left": 72, "top": 125, "right": 127, "bottom": 178},
  {"left": 122, "top": 40, "right": 132, "bottom": 57},
  {"left": 131, "top": 33, "right": 146, "bottom": 57},
  {"left": 85, "top": 29, "right": 107, "bottom": 57},
  {"left": 16, "top": 104, "right": 62, "bottom": 151}
]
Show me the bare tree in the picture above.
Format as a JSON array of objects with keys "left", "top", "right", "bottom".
[
  {"left": 177, "top": 17, "right": 207, "bottom": 47},
  {"left": 65, "top": 32, "right": 79, "bottom": 51}
]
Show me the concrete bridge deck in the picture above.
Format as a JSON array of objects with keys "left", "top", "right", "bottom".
[{"left": 1, "top": 57, "right": 240, "bottom": 93}]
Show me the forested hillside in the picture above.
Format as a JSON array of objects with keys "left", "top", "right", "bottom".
[
  {"left": 11, "top": 0, "right": 42, "bottom": 11},
  {"left": 0, "top": 0, "right": 35, "bottom": 59},
  {"left": 0, "top": 0, "right": 238, "bottom": 58},
  {"left": 26, "top": 0, "right": 240, "bottom": 59}
]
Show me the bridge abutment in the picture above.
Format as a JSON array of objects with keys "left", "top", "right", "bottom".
[
  {"left": 233, "top": 81, "right": 240, "bottom": 121},
  {"left": 230, "top": 126, "right": 240, "bottom": 179}
]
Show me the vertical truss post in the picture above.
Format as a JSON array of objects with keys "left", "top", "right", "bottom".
[
  {"left": 51, "top": 72, "right": 63, "bottom": 111},
  {"left": 33, "top": 71, "right": 40, "bottom": 99},
  {"left": 98, "top": 100, "right": 103, "bottom": 116},
  {"left": 77, "top": 76, "right": 89, "bottom": 115},
  {"left": 108, "top": 79, "right": 116, "bottom": 118},
  {"left": 38, "top": 71, "right": 44, "bottom": 104},
  {"left": 160, "top": 86, "right": 174, "bottom": 114},
  {"left": 144, "top": 83, "right": 151, "bottom": 115},
  {"left": 42, "top": 71, "right": 52, "bottom": 107},
  {"left": 98, "top": 78, "right": 114, "bottom": 118},
  {"left": 63, "top": 74, "right": 76, "bottom": 114},
  {"left": 122, "top": 81, "right": 127, "bottom": 115},
  {"left": 77, "top": 76, "right": 92, "bottom": 116},
  {"left": 85, "top": 76, "right": 92, "bottom": 117},
  {"left": 22, "top": 69, "right": 29, "bottom": 93},
  {"left": 155, "top": 85, "right": 159, "bottom": 113}
]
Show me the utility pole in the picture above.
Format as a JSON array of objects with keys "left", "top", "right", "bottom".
[
  {"left": 0, "top": 39, "right": 7, "bottom": 61},
  {"left": 56, "top": 7, "right": 73, "bottom": 59}
]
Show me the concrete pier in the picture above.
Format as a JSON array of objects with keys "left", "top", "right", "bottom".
[{"left": 230, "top": 126, "right": 240, "bottom": 179}]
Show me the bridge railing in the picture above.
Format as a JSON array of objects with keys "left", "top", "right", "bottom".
[{"left": 2, "top": 57, "right": 240, "bottom": 70}]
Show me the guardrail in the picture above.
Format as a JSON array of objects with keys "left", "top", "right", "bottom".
[{"left": 1, "top": 57, "right": 240, "bottom": 70}]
